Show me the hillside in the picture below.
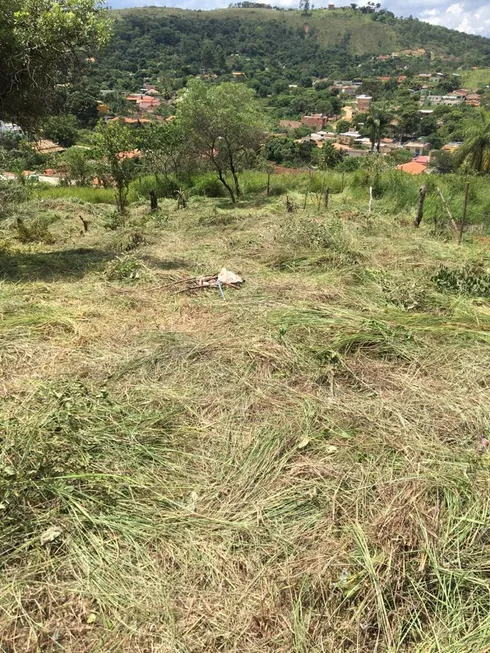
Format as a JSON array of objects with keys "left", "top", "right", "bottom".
[
  {"left": 2, "top": 174, "right": 490, "bottom": 651},
  {"left": 91, "top": 6, "right": 490, "bottom": 90}
]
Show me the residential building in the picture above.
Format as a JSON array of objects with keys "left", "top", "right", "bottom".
[
  {"left": 442, "top": 142, "right": 461, "bottom": 153},
  {"left": 301, "top": 114, "right": 329, "bottom": 130},
  {"left": 397, "top": 161, "right": 427, "bottom": 175},
  {"left": 337, "top": 130, "right": 362, "bottom": 146},
  {"left": 404, "top": 141, "right": 430, "bottom": 156},
  {"left": 465, "top": 93, "right": 481, "bottom": 106},
  {"left": 356, "top": 95, "right": 372, "bottom": 114},
  {"left": 426, "top": 94, "right": 464, "bottom": 106}
]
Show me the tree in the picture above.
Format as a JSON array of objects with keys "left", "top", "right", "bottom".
[
  {"left": 335, "top": 119, "right": 351, "bottom": 135},
  {"left": 201, "top": 40, "right": 216, "bottom": 70},
  {"left": 138, "top": 120, "right": 192, "bottom": 185},
  {"left": 94, "top": 121, "right": 139, "bottom": 214},
  {"left": 178, "top": 80, "right": 264, "bottom": 203},
  {"left": 63, "top": 147, "right": 94, "bottom": 186},
  {"left": 398, "top": 102, "right": 421, "bottom": 143},
  {"left": 454, "top": 109, "right": 490, "bottom": 174},
  {"left": 365, "top": 103, "right": 392, "bottom": 152},
  {"left": 319, "top": 141, "right": 343, "bottom": 169},
  {"left": 43, "top": 115, "right": 79, "bottom": 148},
  {"left": 67, "top": 91, "right": 100, "bottom": 128},
  {"left": 0, "top": 0, "right": 110, "bottom": 130},
  {"left": 299, "top": 0, "right": 310, "bottom": 14}
]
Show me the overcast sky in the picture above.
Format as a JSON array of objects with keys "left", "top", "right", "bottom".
[{"left": 107, "top": 1, "right": 490, "bottom": 37}]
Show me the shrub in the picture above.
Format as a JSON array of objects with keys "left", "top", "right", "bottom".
[
  {"left": 432, "top": 262, "right": 490, "bottom": 297},
  {"left": 128, "top": 175, "right": 180, "bottom": 201},
  {"left": 189, "top": 174, "right": 227, "bottom": 198},
  {"left": 104, "top": 254, "right": 144, "bottom": 282}
]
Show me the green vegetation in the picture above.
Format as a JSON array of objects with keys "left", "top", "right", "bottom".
[
  {"left": 2, "top": 176, "right": 490, "bottom": 651},
  {"left": 461, "top": 67, "right": 490, "bottom": 90},
  {"left": 94, "top": 6, "right": 490, "bottom": 95},
  {"left": 3, "top": 6, "right": 490, "bottom": 650},
  {"left": 0, "top": 0, "right": 110, "bottom": 129}
]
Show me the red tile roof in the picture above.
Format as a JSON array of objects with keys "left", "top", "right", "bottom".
[{"left": 397, "top": 161, "right": 427, "bottom": 175}]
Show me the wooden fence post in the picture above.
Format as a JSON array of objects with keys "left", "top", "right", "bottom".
[
  {"left": 324, "top": 187, "right": 330, "bottom": 209},
  {"left": 458, "top": 181, "right": 470, "bottom": 245},
  {"left": 150, "top": 190, "right": 158, "bottom": 212}
]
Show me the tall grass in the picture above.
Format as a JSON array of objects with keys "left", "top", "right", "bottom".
[{"left": 37, "top": 185, "right": 115, "bottom": 204}]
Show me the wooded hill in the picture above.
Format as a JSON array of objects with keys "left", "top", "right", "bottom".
[{"left": 91, "top": 6, "right": 490, "bottom": 92}]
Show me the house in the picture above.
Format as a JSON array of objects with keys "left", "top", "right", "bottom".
[
  {"left": 465, "top": 93, "right": 481, "bottom": 106},
  {"left": 356, "top": 95, "right": 372, "bottom": 114},
  {"left": 441, "top": 94, "right": 465, "bottom": 106},
  {"left": 413, "top": 155, "right": 430, "bottom": 165},
  {"left": 109, "top": 117, "right": 151, "bottom": 126},
  {"left": 232, "top": 72, "right": 246, "bottom": 78},
  {"left": 427, "top": 94, "right": 464, "bottom": 106},
  {"left": 33, "top": 139, "right": 65, "bottom": 155},
  {"left": 404, "top": 141, "right": 430, "bottom": 156},
  {"left": 431, "top": 73, "right": 445, "bottom": 83},
  {"left": 442, "top": 142, "right": 461, "bottom": 153},
  {"left": 397, "top": 76, "right": 407, "bottom": 84},
  {"left": 332, "top": 142, "right": 369, "bottom": 158},
  {"left": 337, "top": 130, "right": 362, "bottom": 146},
  {"left": 397, "top": 161, "right": 427, "bottom": 175},
  {"left": 378, "top": 55, "right": 391, "bottom": 61},
  {"left": 137, "top": 96, "right": 161, "bottom": 112},
  {"left": 427, "top": 94, "right": 443, "bottom": 105},
  {"left": 328, "top": 3, "right": 335, "bottom": 8},
  {"left": 301, "top": 114, "right": 329, "bottom": 130},
  {"left": 379, "top": 138, "right": 399, "bottom": 154},
  {"left": 279, "top": 120, "right": 302, "bottom": 130}
]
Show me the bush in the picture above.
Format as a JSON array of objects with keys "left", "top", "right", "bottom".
[
  {"left": 16, "top": 214, "right": 56, "bottom": 244},
  {"left": 432, "top": 262, "right": 490, "bottom": 297},
  {"left": 103, "top": 254, "right": 144, "bottom": 282},
  {"left": 189, "top": 174, "right": 227, "bottom": 198},
  {"left": 0, "top": 180, "right": 32, "bottom": 219},
  {"left": 128, "top": 175, "right": 180, "bottom": 201}
]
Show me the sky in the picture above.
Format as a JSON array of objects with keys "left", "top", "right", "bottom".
[{"left": 107, "top": 0, "right": 490, "bottom": 37}]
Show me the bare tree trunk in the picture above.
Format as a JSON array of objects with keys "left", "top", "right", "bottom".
[
  {"left": 414, "top": 184, "right": 427, "bottom": 227},
  {"left": 218, "top": 170, "right": 236, "bottom": 203},
  {"left": 228, "top": 154, "right": 241, "bottom": 198}
]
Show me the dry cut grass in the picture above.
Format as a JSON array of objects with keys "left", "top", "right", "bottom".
[{"left": 1, "top": 193, "right": 490, "bottom": 652}]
